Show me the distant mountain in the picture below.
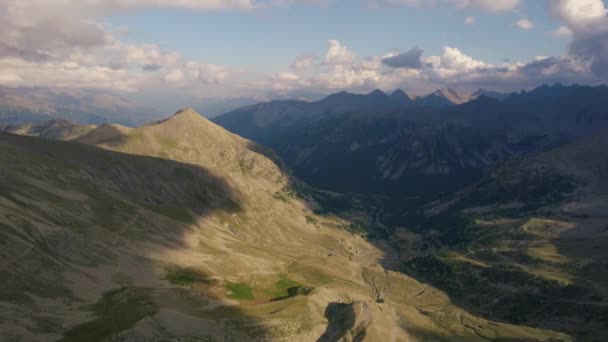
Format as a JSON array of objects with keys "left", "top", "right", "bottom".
[
  {"left": 413, "top": 93, "right": 454, "bottom": 106},
  {"left": 0, "top": 119, "right": 96, "bottom": 140},
  {"left": 407, "top": 88, "right": 472, "bottom": 107},
  {"left": 471, "top": 88, "right": 512, "bottom": 101},
  {"left": 0, "top": 86, "right": 162, "bottom": 126},
  {"left": 213, "top": 89, "right": 419, "bottom": 140},
  {"left": 215, "top": 84, "right": 608, "bottom": 198},
  {"left": 415, "top": 88, "right": 470, "bottom": 106},
  {"left": 194, "top": 97, "right": 261, "bottom": 118},
  {"left": 316, "top": 88, "right": 417, "bottom": 112},
  {"left": 389, "top": 89, "right": 414, "bottom": 104}
]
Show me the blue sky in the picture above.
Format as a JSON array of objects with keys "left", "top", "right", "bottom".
[
  {"left": 109, "top": 1, "right": 569, "bottom": 72},
  {"left": 1, "top": 0, "right": 607, "bottom": 104}
]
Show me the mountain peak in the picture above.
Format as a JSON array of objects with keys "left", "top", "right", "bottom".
[
  {"left": 367, "top": 89, "right": 387, "bottom": 97},
  {"left": 173, "top": 108, "right": 203, "bottom": 119},
  {"left": 321, "top": 90, "right": 356, "bottom": 102},
  {"left": 389, "top": 89, "right": 414, "bottom": 104},
  {"left": 390, "top": 89, "right": 408, "bottom": 98},
  {"left": 152, "top": 108, "right": 207, "bottom": 126},
  {"left": 329, "top": 90, "right": 353, "bottom": 97}
]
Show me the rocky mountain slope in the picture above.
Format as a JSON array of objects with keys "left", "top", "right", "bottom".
[
  {"left": 213, "top": 87, "right": 479, "bottom": 138},
  {"left": 0, "top": 110, "right": 569, "bottom": 341},
  {"left": 214, "top": 84, "right": 608, "bottom": 199}
]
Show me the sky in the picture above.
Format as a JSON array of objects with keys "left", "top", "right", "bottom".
[{"left": 1, "top": 0, "right": 608, "bottom": 106}]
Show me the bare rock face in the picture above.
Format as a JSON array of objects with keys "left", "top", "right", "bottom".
[{"left": 318, "top": 301, "right": 373, "bottom": 342}]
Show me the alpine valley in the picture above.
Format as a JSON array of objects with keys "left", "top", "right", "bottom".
[{"left": 1, "top": 84, "right": 607, "bottom": 342}]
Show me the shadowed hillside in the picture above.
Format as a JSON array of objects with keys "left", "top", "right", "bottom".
[{"left": 385, "top": 130, "right": 608, "bottom": 341}]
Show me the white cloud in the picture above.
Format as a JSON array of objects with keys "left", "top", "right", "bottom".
[
  {"left": 433, "top": 46, "right": 487, "bottom": 73},
  {"left": 0, "top": 0, "right": 244, "bottom": 92},
  {"left": 551, "top": 26, "right": 573, "bottom": 38},
  {"left": 382, "top": 48, "right": 424, "bottom": 69},
  {"left": 548, "top": 0, "right": 608, "bottom": 79},
  {"left": 0, "top": 69, "right": 23, "bottom": 86},
  {"left": 516, "top": 18, "right": 534, "bottom": 30},
  {"left": 272, "top": 40, "right": 595, "bottom": 96},
  {"left": 549, "top": 0, "right": 607, "bottom": 25},
  {"left": 271, "top": 41, "right": 386, "bottom": 92},
  {"left": 0, "top": 0, "right": 603, "bottom": 98},
  {"left": 324, "top": 40, "right": 356, "bottom": 65},
  {"left": 164, "top": 70, "right": 185, "bottom": 83},
  {"left": 0, "top": 57, "right": 137, "bottom": 91},
  {"left": 291, "top": 54, "right": 318, "bottom": 70},
  {"left": 465, "top": 16, "right": 476, "bottom": 25}
]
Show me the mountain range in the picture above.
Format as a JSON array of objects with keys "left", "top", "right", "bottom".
[
  {"left": 1, "top": 109, "right": 576, "bottom": 341},
  {"left": 1, "top": 83, "right": 608, "bottom": 341},
  {"left": 210, "top": 83, "right": 608, "bottom": 340},
  {"left": 0, "top": 85, "right": 505, "bottom": 129},
  {"left": 214, "top": 84, "right": 608, "bottom": 199},
  {"left": 0, "top": 86, "right": 163, "bottom": 126}
]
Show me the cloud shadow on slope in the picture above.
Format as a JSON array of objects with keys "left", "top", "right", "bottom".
[{"left": 0, "top": 131, "right": 275, "bottom": 341}]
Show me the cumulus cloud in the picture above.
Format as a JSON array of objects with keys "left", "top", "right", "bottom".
[
  {"left": 465, "top": 16, "right": 476, "bottom": 25},
  {"left": 0, "top": 57, "right": 137, "bottom": 91},
  {"left": 324, "top": 40, "right": 356, "bottom": 65},
  {"left": 549, "top": 0, "right": 608, "bottom": 79},
  {"left": 551, "top": 26, "right": 573, "bottom": 38},
  {"left": 0, "top": 1, "right": 109, "bottom": 62},
  {"left": 0, "top": 0, "right": 249, "bottom": 92},
  {"left": 270, "top": 41, "right": 386, "bottom": 92},
  {"left": 520, "top": 56, "right": 583, "bottom": 79},
  {"left": 0, "top": 0, "right": 603, "bottom": 98},
  {"left": 428, "top": 47, "right": 487, "bottom": 74},
  {"left": 291, "top": 54, "right": 318, "bottom": 70},
  {"left": 382, "top": 48, "right": 424, "bottom": 69},
  {"left": 549, "top": 0, "right": 607, "bottom": 24},
  {"left": 571, "top": 27, "right": 608, "bottom": 79},
  {"left": 270, "top": 39, "right": 595, "bottom": 96},
  {"left": 516, "top": 18, "right": 534, "bottom": 30}
]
